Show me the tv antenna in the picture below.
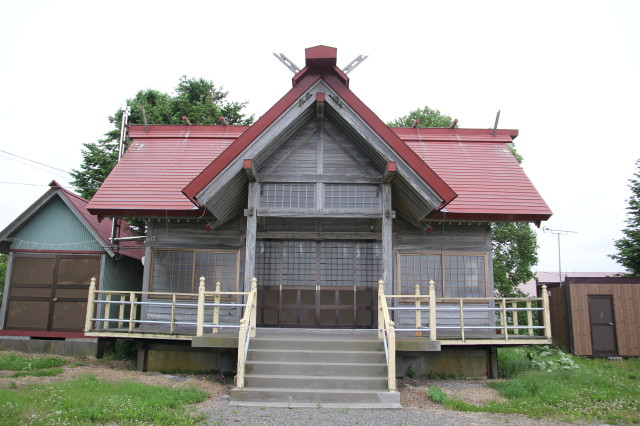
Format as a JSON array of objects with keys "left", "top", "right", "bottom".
[{"left": 542, "top": 227, "right": 577, "bottom": 285}]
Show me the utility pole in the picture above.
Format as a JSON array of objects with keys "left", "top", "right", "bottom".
[{"left": 542, "top": 227, "right": 577, "bottom": 285}]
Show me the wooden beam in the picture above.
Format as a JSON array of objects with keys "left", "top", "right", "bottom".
[
  {"left": 243, "top": 159, "right": 257, "bottom": 182},
  {"left": 260, "top": 174, "right": 380, "bottom": 184},
  {"left": 243, "top": 182, "right": 259, "bottom": 291},
  {"left": 383, "top": 162, "right": 397, "bottom": 183},
  {"left": 256, "top": 208, "right": 392, "bottom": 219},
  {"left": 382, "top": 183, "right": 393, "bottom": 294}
]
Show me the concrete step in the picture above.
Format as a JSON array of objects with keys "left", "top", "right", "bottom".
[
  {"left": 246, "top": 360, "right": 387, "bottom": 376},
  {"left": 244, "top": 374, "right": 387, "bottom": 390},
  {"left": 249, "top": 337, "right": 383, "bottom": 351},
  {"left": 230, "top": 387, "right": 401, "bottom": 408},
  {"left": 247, "top": 348, "right": 386, "bottom": 363}
]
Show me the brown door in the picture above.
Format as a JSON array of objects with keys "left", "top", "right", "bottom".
[
  {"left": 588, "top": 295, "right": 617, "bottom": 356},
  {"left": 256, "top": 240, "right": 380, "bottom": 328},
  {"left": 5, "top": 255, "right": 100, "bottom": 332}
]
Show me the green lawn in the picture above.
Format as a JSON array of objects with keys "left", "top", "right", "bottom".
[{"left": 431, "top": 347, "right": 640, "bottom": 424}]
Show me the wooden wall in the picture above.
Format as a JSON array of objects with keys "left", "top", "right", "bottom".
[
  {"left": 545, "top": 284, "right": 571, "bottom": 351},
  {"left": 566, "top": 278, "right": 640, "bottom": 356}
]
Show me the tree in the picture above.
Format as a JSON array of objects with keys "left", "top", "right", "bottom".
[
  {"left": 388, "top": 105, "right": 455, "bottom": 128},
  {"left": 388, "top": 106, "right": 538, "bottom": 297},
  {"left": 610, "top": 159, "right": 640, "bottom": 276},
  {"left": 71, "top": 76, "right": 254, "bottom": 200}
]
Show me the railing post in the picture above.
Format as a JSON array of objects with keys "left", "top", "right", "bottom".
[
  {"left": 212, "top": 281, "right": 221, "bottom": 334},
  {"left": 526, "top": 300, "right": 534, "bottom": 336},
  {"left": 415, "top": 284, "right": 422, "bottom": 337},
  {"left": 128, "top": 292, "right": 137, "bottom": 333},
  {"left": 428, "top": 280, "right": 436, "bottom": 341},
  {"left": 84, "top": 277, "right": 96, "bottom": 332},
  {"left": 196, "top": 276, "right": 205, "bottom": 337},
  {"left": 541, "top": 285, "right": 552, "bottom": 338},
  {"left": 511, "top": 301, "right": 518, "bottom": 335},
  {"left": 501, "top": 298, "right": 508, "bottom": 340},
  {"left": 377, "top": 280, "right": 384, "bottom": 340},
  {"left": 388, "top": 320, "right": 396, "bottom": 391},
  {"left": 170, "top": 294, "right": 176, "bottom": 335},
  {"left": 237, "top": 318, "right": 248, "bottom": 389},
  {"left": 118, "top": 295, "right": 125, "bottom": 329},
  {"left": 250, "top": 277, "right": 257, "bottom": 338},
  {"left": 459, "top": 299, "right": 465, "bottom": 342},
  {"left": 103, "top": 294, "right": 112, "bottom": 329}
]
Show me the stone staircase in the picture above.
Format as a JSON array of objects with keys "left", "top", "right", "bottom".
[{"left": 230, "top": 330, "right": 401, "bottom": 408}]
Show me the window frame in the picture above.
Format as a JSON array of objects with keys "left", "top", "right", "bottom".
[
  {"left": 149, "top": 249, "right": 240, "bottom": 299},
  {"left": 396, "top": 251, "right": 489, "bottom": 300}
]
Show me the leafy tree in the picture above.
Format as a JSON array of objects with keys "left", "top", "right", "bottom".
[
  {"left": 388, "top": 105, "right": 455, "bottom": 128},
  {"left": 0, "top": 254, "right": 7, "bottom": 307},
  {"left": 610, "top": 159, "right": 640, "bottom": 276},
  {"left": 389, "top": 106, "right": 538, "bottom": 297},
  {"left": 71, "top": 76, "right": 254, "bottom": 200}
]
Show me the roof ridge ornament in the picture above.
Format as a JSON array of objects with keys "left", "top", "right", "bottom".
[
  {"left": 342, "top": 54, "right": 368, "bottom": 75},
  {"left": 273, "top": 53, "right": 300, "bottom": 74}
]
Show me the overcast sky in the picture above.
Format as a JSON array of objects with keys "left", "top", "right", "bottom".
[{"left": 1, "top": 0, "right": 638, "bottom": 274}]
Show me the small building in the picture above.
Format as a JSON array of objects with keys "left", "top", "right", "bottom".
[
  {"left": 519, "top": 272, "right": 618, "bottom": 297},
  {"left": 0, "top": 181, "right": 143, "bottom": 356},
  {"left": 541, "top": 276, "right": 640, "bottom": 357}
]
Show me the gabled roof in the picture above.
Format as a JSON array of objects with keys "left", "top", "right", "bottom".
[
  {"left": 183, "top": 46, "right": 457, "bottom": 206},
  {"left": 87, "top": 46, "right": 551, "bottom": 224},
  {"left": 0, "top": 181, "right": 143, "bottom": 260}
]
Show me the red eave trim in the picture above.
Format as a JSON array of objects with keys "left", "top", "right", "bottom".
[
  {"left": 86, "top": 208, "right": 211, "bottom": 218},
  {"left": 10, "top": 249, "right": 104, "bottom": 255},
  {"left": 428, "top": 211, "right": 553, "bottom": 223},
  {"left": 0, "top": 330, "right": 92, "bottom": 339},
  {"left": 322, "top": 73, "right": 458, "bottom": 205},
  {"left": 183, "top": 73, "right": 323, "bottom": 201}
]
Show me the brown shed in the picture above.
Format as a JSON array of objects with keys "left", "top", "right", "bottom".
[{"left": 542, "top": 277, "right": 640, "bottom": 357}]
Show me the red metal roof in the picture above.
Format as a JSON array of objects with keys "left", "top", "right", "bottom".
[
  {"left": 392, "top": 128, "right": 552, "bottom": 222},
  {"left": 87, "top": 125, "right": 247, "bottom": 217}
]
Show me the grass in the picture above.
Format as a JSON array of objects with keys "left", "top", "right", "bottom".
[
  {"left": 10, "top": 368, "right": 65, "bottom": 378},
  {"left": 429, "top": 347, "right": 640, "bottom": 424},
  {"left": 0, "top": 374, "right": 208, "bottom": 425},
  {"left": 0, "top": 353, "right": 67, "bottom": 371}
]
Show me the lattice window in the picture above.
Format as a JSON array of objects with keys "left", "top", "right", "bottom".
[
  {"left": 151, "top": 250, "right": 239, "bottom": 294},
  {"left": 260, "top": 184, "right": 315, "bottom": 208},
  {"left": 256, "top": 240, "right": 382, "bottom": 288},
  {"left": 398, "top": 253, "right": 487, "bottom": 298},
  {"left": 324, "top": 184, "right": 381, "bottom": 209}
]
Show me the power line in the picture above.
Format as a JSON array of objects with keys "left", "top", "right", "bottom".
[{"left": 0, "top": 149, "right": 71, "bottom": 174}]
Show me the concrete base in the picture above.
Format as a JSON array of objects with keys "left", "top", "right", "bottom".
[
  {"left": 0, "top": 336, "right": 105, "bottom": 358},
  {"left": 397, "top": 348, "right": 490, "bottom": 378},
  {"left": 137, "top": 341, "right": 236, "bottom": 373}
]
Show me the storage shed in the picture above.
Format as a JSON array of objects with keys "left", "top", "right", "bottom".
[
  {"left": 0, "top": 181, "right": 143, "bottom": 356},
  {"left": 542, "top": 277, "right": 640, "bottom": 357}
]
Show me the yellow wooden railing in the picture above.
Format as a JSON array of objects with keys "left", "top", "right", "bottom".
[
  {"left": 381, "top": 281, "right": 552, "bottom": 343},
  {"left": 84, "top": 277, "right": 255, "bottom": 337},
  {"left": 377, "top": 280, "right": 396, "bottom": 391},
  {"left": 236, "top": 277, "right": 257, "bottom": 390}
]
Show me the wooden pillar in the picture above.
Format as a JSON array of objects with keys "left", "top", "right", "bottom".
[
  {"left": 244, "top": 182, "right": 259, "bottom": 292},
  {"left": 84, "top": 277, "right": 96, "bottom": 332},
  {"left": 542, "top": 285, "right": 552, "bottom": 339},
  {"left": 381, "top": 183, "right": 393, "bottom": 294}
]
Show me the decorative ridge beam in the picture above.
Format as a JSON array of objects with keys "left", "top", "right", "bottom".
[
  {"left": 383, "top": 162, "right": 396, "bottom": 183},
  {"left": 316, "top": 92, "right": 325, "bottom": 122},
  {"left": 243, "top": 159, "right": 257, "bottom": 182}
]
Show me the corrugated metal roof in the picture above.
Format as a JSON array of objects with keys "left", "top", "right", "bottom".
[
  {"left": 394, "top": 128, "right": 552, "bottom": 222},
  {"left": 88, "top": 125, "right": 551, "bottom": 223},
  {"left": 88, "top": 125, "right": 247, "bottom": 216}
]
